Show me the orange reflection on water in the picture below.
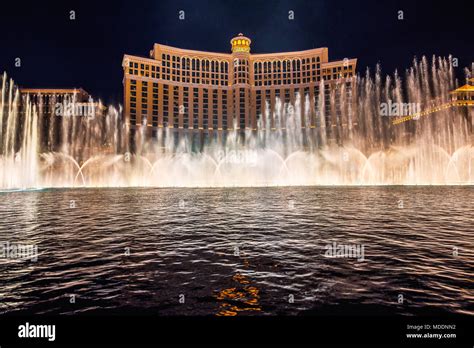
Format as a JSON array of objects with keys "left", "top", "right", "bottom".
[{"left": 216, "top": 273, "right": 262, "bottom": 316}]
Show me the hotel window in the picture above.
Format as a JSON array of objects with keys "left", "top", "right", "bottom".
[
  {"left": 193, "top": 89, "right": 199, "bottom": 129},
  {"left": 163, "top": 85, "right": 169, "bottom": 127},
  {"left": 183, "top": 87, "right": 189, "bottom": 128},
  {"left": 256, "top": 90, "right": 262, "bottom": 121},
  {"left": 203, "top": 89, "right": 209, "bottom": 130},
  {"left": 220, "top": 61, "right": 227, "bottom": 85},
  {"left": 140, "top": 111, "right": 148, "bottom": 125},
  {"left": 239, "top": 89, "right": 246, "bottom": 130},
  {"left": 173, "top": 86, "right": 179, "bottom": 128},
  {"left": 265, "top": 89, "right": 271, "bottom": 110},
  {"left": 222, "top": 90, "right": 228, "bottom": 130},
  {"left": 212, "top": 89, "right": 218, "bottom": 129}
]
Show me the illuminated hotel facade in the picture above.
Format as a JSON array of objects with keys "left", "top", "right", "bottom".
[{"left": 122, "top": 33, "right": 357, "bottom": 137}]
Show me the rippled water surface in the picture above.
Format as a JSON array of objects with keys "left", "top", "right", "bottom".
[{"left": 0, "top": 187, "right": 472, "bottom": 316}]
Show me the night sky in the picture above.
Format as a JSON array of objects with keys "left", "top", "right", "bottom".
[{"left": 0, "top": 0, "right": 472, "bottom": 104}]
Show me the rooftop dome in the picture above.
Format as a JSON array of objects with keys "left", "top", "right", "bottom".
[{"left": 230, "top": 33, "right": 251, "bottom": 53}]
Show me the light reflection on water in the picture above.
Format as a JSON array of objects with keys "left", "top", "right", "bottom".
[{"left": 0, "top": 186, "right": 472, "bottom": 316}]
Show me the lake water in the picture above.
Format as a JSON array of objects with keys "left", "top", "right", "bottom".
[{"left": 0, "top": 186, "right": 472, "bottom": 316}]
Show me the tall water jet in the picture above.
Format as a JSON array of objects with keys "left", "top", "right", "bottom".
[{"left": 0, "top": 74, "right": 39, "bottom": 189}]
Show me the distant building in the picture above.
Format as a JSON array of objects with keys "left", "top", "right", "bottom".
[
  {"left": 19, "top": 88, "right": 106, "bottom": 151},
  {"left": 122, "top": 33, "right": 357, "bottom": 136},
  {"left": 450, "top": 78, "right": 474, "bottom": 102},
  {"left": 450, "top": 77, "right": 474, "bottom": 133},
  {"left": 20, "top": 88, "right": 106, "bottom": 118}
]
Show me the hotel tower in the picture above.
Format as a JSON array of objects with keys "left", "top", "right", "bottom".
[{"left": 122, "top": 34, "right": 357, "bottom": 140}]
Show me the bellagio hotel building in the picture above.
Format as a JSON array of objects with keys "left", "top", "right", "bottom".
[{"left": 122, "top": 34, "right": 356, "bottom": 137}]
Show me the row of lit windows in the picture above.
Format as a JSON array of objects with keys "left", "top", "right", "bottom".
[
  {"left": 255, "top": 68, "right": 318, "bottom": 79},
  {"left": 128, "top": 57, "right": 354, "bottom": 86},
  {"left": 161, "top": 54, "right": 229, "bottom": 73},
  {"left": 128, "top": 68, "right": 229, "bottom": 86},
  {"left": 128, "top": 76, "right": 353, "bottom": 124},
  {"left": 453, "top": 94, "right": 474, "bottom": 101},
  {"left": 234, "top": 59, "right": 249, "bottom": 84},
  {"left": 127, "top": 69, "right": 351, "bottom": 87},
  {"left": 253, "top": 58, "right": 320, "bottom": 74},
  {"left": 254, "top": 73, "right": 353, "bottom": 86},
  {"left": 232, "top": 39, "right": 250, "bottom": 46},
  {"left": 129, "top": 81, "right": 233, "bottom": 129},
  {"left": 128, "top": 79, "right": 352, "bottom": 108}
]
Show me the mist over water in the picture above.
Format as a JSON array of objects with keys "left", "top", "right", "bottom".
[{"left": 1, "top": 56, "right": 473, "bottom": 189}]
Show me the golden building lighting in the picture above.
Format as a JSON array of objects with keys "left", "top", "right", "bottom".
[{"left": 122, "top": 33, "right": 357, "bottom": 134}]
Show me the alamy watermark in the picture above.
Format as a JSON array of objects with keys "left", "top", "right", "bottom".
[
  {"left": 0, "top": 241, "right": 38, "bottom": 262},
  {"left": 18, "top": 322, "right": 55, "bottom": 342},
  {"left": 216, "top": 149, "right": 258, "bottom": 167},
  {"left": 324, "top": 242, "right": 365, "bottom": 262},
  {"left": 54, "top": 98, "right": 96, "bottom": 118},
  {"left": 380, "top": 100, "right": 421, "bottom": 117}
]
